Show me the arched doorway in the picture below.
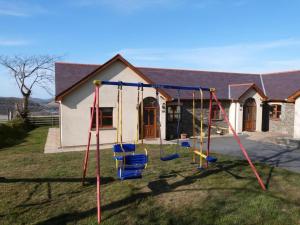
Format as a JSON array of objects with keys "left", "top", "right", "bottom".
[
  {"left": 140, "top": 97, "right": 158, "bottom": 139},
  {"left": 243, "top": 98, "right": 256, "bottom": 131}
]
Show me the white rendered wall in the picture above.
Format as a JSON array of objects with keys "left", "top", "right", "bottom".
[
  {"left": 229, "top": 102, "right": 243, "bottom": 134},
  {"left": 60, "top": 60, "right": 166, "bottom": 147},
  {"left": 294, "top": 97, "right": 300, "bottom": 139}
]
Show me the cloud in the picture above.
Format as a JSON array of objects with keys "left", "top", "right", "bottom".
[
  {"left": 0, "top": 38, "right": 30, "bottom": 46},
  {"left": 0, "top": 0, "right": 46, "bottom": 17},
  {"left": 265, "top": 59, "right": 300, "bottom": 70},
  {"left": 73, "top": 0, "right": 250, "bottom": 12},
  {"left": 73, "top": 0, "right": 242, "bottom": 12},
  {"left": 117, "top": 38, "right": 300, "bottom": 73},
  {"left": 73, "top": 0, "right": 182, "bottom": 12}
]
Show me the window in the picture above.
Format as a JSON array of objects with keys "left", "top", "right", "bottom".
[
  {"left": 270, "top": 104, "right": 281, "bottom": 120},
  {"left": 211, "top": 104, "right": 222, "bottom": 120},
  {"left": 91, "top": 107, "right": 113, "bottom": 128},
  {"left": 167, "top": 105, "right": 181, "bottom": 122}
]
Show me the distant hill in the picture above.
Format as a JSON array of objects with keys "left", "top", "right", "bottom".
[
  {"left": 0, "top": 97, "right": 58, "bottom": 115},
  {"left": 30, "top": 97, "right": 53, "bottom": 105}
]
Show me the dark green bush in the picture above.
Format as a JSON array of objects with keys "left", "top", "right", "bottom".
[{"left": 0, "top": 118, "right": 32, "bottom": 148}]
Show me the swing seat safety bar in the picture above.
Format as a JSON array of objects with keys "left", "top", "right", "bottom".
[{"left": 193, "top": 151, "right": 217, "bottom": 163}]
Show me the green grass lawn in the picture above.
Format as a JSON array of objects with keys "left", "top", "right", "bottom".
[{"left": 1, "top": 127, "right": 300, "bottom": 225}]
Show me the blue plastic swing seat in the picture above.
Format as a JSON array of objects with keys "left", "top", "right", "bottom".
[
  {"left": 160, "top": 153, "right": 180, "bottom": 161},
  {"left": 117, "top": 168, "right": 142, "bottom": 180},
  {"left": 124, "top": 154, "right": 148, "bottom": 165},
  {"left": 181, "top": 141, "right": 191, "bottom": 148},
  {"left": 123, "top": 164, "right": 146, "bottom": 170},
  {"left": 113, "top": 144, "right": 136, "bottom": 153},
  {"left": 117, "top": 154, "right": 148, "bottom": 180},
  {"left": 206, "top": 156, "right": 217, "bottom": 163}
]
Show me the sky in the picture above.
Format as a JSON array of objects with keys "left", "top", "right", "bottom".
[{"left": 1, "top": 0, "right": 300, "bottom": 99}]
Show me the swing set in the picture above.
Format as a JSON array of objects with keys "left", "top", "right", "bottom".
[{"left": 82, "top": 80, "right": 266, "bottom": 224}]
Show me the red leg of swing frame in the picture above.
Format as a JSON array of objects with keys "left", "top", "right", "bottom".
[
  {"left": 211, "top": 91, "right": 266, "bottom": 191},
  {"left": 82, "top": 86, "right": 97, "bottom": 185},
  {"left": 81, "top": 84, "right": 102, "bottom": 223},
  {"left": 206, "top": 92, "right": 213, "bottom": 168}
]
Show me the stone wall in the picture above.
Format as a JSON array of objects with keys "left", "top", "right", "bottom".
[
  {"left": 166, "top": 100, "right": 231, "bottom": 139},
  {"left": 269, "top": 103, "right": 295, "bottom": 136}
]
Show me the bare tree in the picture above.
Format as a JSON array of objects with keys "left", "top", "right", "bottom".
[{"left": 0, "top": 55, "right": 59, "bottom": 119}]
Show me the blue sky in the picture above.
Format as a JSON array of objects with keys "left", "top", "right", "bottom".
[{"left": 1, "top": 0, "right": 300, "bottom": 98}]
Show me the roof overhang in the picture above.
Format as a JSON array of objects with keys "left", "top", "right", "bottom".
[
  {"left": 229, "top": 83, "right": 268, "bottom": 101},
  {"left": 287, "top": 89, "right": 300, "bottom": 103}
]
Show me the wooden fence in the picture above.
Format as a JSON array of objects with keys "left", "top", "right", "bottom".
[
  {"left": 28, "top": 115, "right": 59, "bottom": 126},
  {"left": 0, "top": 119, "right": 8, "bottom": 124},
  {"left": 0, "top": 115, "right": 8, "bottom": 124}
]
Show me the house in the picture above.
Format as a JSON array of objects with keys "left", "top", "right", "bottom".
[{"left": 55, "top": 54, "right": 300, "bottom": 149}]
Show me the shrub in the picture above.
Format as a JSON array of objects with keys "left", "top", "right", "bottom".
[{"left": 0, "top": 118, "right": 32, "bottom": 148}]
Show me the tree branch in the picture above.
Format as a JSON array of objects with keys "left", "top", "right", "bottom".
[{"left": 0, "top": 54, "right": 61, "bottom": 118}]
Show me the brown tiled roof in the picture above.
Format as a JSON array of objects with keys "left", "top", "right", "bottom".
[
  {"left": 55, "top": 55, "right": 171, "bottom": 101},
  {"left": 138, "top": 67, "right": 262, "bottom": 100},
  {"left": 55, "top": 62, "right": 99, "bottom": 99},
  {"left": 229, "top": 83, "right": 253, "bottom": 100},
  {"left": 229, "top": 83, "right": 267, "bottom": 100},
  {"left": 262, "top": 70, "right": 300, "bottom": 100},
  {"left": 55, "top": 56, "right": 300, "bottom": 101}
]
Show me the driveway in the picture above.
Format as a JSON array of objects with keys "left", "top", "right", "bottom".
[{"left": 205, "top": 133, "right": 300, "bottom": 173}]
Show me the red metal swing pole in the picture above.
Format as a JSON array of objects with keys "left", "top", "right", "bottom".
[
  {"left": 82, "top": 86, "right": 97, "bottom": 184},
  {"left": 211, "top": 91, "right": 266, "bottom": 191},
  {"left": 95, "top": 83, "right": 101, "bottom": 223},
  {"left": 206, "top": 91, "right": 213, "bottom": 168}
]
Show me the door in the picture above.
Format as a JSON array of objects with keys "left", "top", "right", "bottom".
[
  {"left": 143, "top": 107, "right": 156, "bottom": 138},
  {"left": 243, "top": 98, "right": 256, "bottom": 131}
]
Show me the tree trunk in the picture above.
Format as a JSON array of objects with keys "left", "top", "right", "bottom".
[{"left": 21, "top": 93, "right": 30, "bottom": 119}]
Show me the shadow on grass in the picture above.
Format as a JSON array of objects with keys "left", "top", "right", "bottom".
[
  {"left": 265, "top": 166, "right": 274, "bottom": 190},
  {"left": 34, "top": 160, "right": 263, "bottom": 225},
  {"left": 2, "top": 158, "right": 281, "bottom": 225},
  {"left": 0, "top": 131, "right": 29, "bottom": 150},
  {"left": 34, "top": 208, "right": 97, "bottom": 225},
  {"left": 0, "top": 177, "right": 115, "bottom": 185}
]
